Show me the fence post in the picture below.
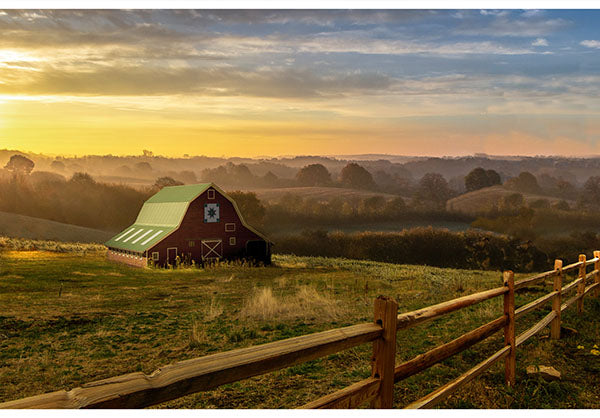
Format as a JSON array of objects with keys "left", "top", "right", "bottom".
[
  {"left": 503, "top": 271, "right": 516, "bottom": 387},
  {"left": 577, "top": 254, "right": 586, "bottom": 314},
  {"left": 371, "top": 296, "right": 398, "bottom": 409},
  {"left": 594, "top": 250, "right": 600, "bottom": 297},
  {"left": 551, "top": 260, "right": 563, "bottom": 339}
]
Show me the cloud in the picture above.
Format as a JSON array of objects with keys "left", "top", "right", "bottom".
[
  {"left": 456, "top": 16, "right": 570, "bottom": 37},
  {"left": 521, "top": 10, "right": 545, "bottom": 18},
  {"left": 480, "top": 10, "right": 510, "bottom": 17},
  {"left": 0, "top": 65, "right": 394, "bottom": 98},
  {"left": 532, "top": 38, "right": 548, "bottom": 46},
  {"left": 581, "top": 40, "right": 600, "bottom": 49},
  {"left": 293, "top": 33, "right": 539, "bottom": 56}
]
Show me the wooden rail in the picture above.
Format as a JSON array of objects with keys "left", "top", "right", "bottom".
[
  {"left": 2, "top": 252, "right": 599, "bottom": 410},
  {"left": 395, "top": 286, "right": 507, "bottom": 330},
  {"left": 0, "top": 322, "right": 383, "bottom": 409}
]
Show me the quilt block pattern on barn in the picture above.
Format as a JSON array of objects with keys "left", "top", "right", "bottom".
[{"left": 106, "top": 183, "right": 272, "bottom": 267}]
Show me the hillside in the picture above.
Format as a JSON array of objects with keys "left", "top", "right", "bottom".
[
  {"left": 0, "top": 211, "right": 114, "bottom": 243},
  {"left": 245, "top": 186, "right": 403, "bottom": 202},
  {"left": 446, "top": 185, "right": 573, "bottom": 215},
  {"left": 1, "top": 246, "right": 598, "bottom": 408}
]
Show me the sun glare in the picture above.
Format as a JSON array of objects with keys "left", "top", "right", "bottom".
[{"left": 0, "top": 49, "right": 40, "bottom": 63}]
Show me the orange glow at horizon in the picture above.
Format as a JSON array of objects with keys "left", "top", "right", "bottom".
[{"left": 2, "top": 95, "right": 599, "bottom": 158}]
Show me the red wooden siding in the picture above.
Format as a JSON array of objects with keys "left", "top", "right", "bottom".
[{"left": 148, "top": 187, "right": 268, "bottom": 265}]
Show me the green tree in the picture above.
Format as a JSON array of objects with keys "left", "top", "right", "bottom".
[
  {"left": 579, "top": 176, "right": 600, "bottom": 207},
  {"left": 465, "top": 167, "right": 488, "bottom": 192},
  {"left": 261, "top": 171, "right": 279, "bottom": 187},
  {"left": 70, "top": 172, "right": 96, "bottom": 184},
  {"left": 153, "top": 176, "right": 183, "bottom": 190},
  {"left": 229, "top": 191, "right": 266, "bottom": 227},
  {"left": 415, "top": 172, "right": 452, "bottom": 209},
  {"left": 295, "top": 164, "right": 332, "bottom": 186},
  {"left": 4, "top": 155, "right": 34, "bottom": 176},
  {"left": 465, "top": 167, "right": 501, "bottom": 192},
  {"left": 134, "top": 161, "right": 153, "bottom": 173},
  {"left": 505, "top": 172, "right": 541, "bottom": 194},
  {"left": 384, "top": 196, "right": 406, "bottom": 215},
  {"left": 340, "top": 163, "right": 376, "bottom": 190},
  {"left": 485, "top": 169, "right": 501, "bottom": 186},
  {"left": 501, "top": 193, "right": 524, "bottom": 212},
  {"left": 359, "top": 195, "right": 385, "bottom": 215}
]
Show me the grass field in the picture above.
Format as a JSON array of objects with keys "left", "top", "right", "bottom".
[
  {"left": 0, "top": 211, "right": 113, "bottom": 243},
  {"left": 246, "top": 186, "right": 404, "bottom": 203},
  {"left": 265, "top": 220, "right": 472, "bottom": 236},
  {"left": 446, "top": 186, "right": 574, "bottom": 216},
  {"left": 1, "top": 245, "right": 599, "bottom": 408}
]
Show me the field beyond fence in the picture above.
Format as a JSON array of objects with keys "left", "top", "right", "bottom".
[{"left": 1, "top": 251, "right": 599, "bottom": 409}]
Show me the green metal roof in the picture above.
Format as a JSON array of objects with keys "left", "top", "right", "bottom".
[
  {"left": 105, "top": 184, "right": 211, "bottom": 252},
  {"left": 135, "top": 202, "right": 189, "bottom": 227},
  {"left": 105, "top": 224, "right": 177, "bottom": 252},
  {"left": 145, "top": 183, "right": 211, "bottom": 203}
]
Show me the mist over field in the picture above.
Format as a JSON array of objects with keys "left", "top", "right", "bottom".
[{"left": 3, "top": 149, "right": 600, "bottom": 271}]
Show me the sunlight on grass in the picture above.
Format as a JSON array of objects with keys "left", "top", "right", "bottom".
[{"left": 240, "top": 285, "right": 344, "bottom": 321}]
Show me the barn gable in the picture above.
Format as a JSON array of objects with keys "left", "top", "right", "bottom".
[{"left": 105, "top": 183, "right": 270, "bottom": 257}]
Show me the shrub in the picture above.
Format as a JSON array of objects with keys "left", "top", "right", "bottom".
[{"left": 274, "top": 227, "right": 548, "bottom": 272}]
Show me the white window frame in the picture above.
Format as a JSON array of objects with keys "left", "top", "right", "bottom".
[
  {"left": 207, "top": 189, "right": 215, "bottom": 199},
  {"left": 152, "top": 252, "right": 159, "bottom": 261},
  {"left": 225, "top": 223, "right": 236, "bottom": 232},
  {"left": 229, "top": 237, "right": 236, "bottom": 246}
]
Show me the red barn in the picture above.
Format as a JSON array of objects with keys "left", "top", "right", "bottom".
[{"left": 105, "top": 183, "right": 272, "bottom": 267}]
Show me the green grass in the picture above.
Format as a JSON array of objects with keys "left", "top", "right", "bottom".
[
  {"left": 0, "top": 211, "right": 113, "bottom": 243},
  {"left": 0, "top": 245, "right": 599, "bottom": 408}
]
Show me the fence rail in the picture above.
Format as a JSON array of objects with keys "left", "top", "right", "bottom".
[{"left": 2, "top": 251, "right": 599, "bottom": 409}]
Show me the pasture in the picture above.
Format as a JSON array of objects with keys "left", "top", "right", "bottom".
[
  {"left": 0, "top": 211, "right": 113, "bottom": 243},
  {"left": 0, "top": 247, "right": 599, "bottom": 408}
]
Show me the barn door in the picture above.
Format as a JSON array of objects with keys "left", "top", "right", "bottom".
[
  {"left": 167, "top": 247, "right": 178, "bottom": 264},
  {"left": 201, "top": 240, "right": 222, "bottom": 261}
]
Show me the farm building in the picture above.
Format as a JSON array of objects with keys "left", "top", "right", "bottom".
[{"left": 105, "top": 183, "right": 272, "bottom": 267}]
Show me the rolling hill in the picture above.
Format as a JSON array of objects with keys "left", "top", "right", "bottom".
[
  {"left": 0, "top": 211, "right": 113, "bottom": 243},
  {"left": 244, "top": 186, "right": 403, "bottom": 202},
  {"left": 446, "top": 185, "right": 573, "bottom": 215}
]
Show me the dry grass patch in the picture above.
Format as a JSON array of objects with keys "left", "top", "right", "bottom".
[
  {"left": 239, "top": 285, "right": 344, "bottom": 321},
  {"left": 203, "top": 297, "right": 224, "bottom": 321},
  {"left": 190, "top": 321, "right": 210, "bottom": 348}
]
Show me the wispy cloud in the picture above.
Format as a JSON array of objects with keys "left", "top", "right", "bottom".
[
  {"left": 456, "top": 15, "right": 570, "bottom": 37},
  {"left": 0, "top": 64, "right": 394, "bottom": 98},
  {"left": 532, "top": 38, "right": 548, "bottom": 46},
  {"left": 581, "top": 40, "right": 600, "bottom": 49}
]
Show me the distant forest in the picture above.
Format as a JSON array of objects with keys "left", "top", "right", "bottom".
[{"left": 4, "top": 150, "right": 600, "bottom": 271}]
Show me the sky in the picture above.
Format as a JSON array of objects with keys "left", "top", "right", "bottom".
[{"left": 0, "top": 9, "right": 600, "bottom": 157}]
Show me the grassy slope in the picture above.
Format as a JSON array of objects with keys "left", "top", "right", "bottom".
[
  {"left": 0, "top": 211, "right": 114, "bottom": 243},
  {"left": 244, "top": 186, "right": 403, "bottom": 202},
  {"left": 446, "top": 186, "right": 574, "bottom": 215},
  {"left": 0, "top": 249, "right": 598, "bottom": 408}
]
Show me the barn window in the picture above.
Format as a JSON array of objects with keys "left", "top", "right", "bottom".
[
  {"left": 225, "top": 223, "right": 236, "bottom": 232},
  {"left": 229, "top": 237, "right": 236, "bottom": 246},
  {"left": 207, "top": 189, "right": 215, "bottom": 199},
  {"left": 189, "top": 240, "right": 195, "bottom": 247},
  {"left": 152, "top": 252, "right": 159, "bottom": 261}
]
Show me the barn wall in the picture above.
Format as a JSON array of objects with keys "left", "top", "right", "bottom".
[
  {"left": 149, "top": 188, "right": 266, "bottom": 264},
  {"left": 107, "top": 250, "right": 148, "bottom": 268}
]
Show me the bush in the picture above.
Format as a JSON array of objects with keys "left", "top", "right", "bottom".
[{"left": 274, "top": 227, "right": 549, "bottom": 272}]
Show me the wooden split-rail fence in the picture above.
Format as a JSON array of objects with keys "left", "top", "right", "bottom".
[{"left": 2, "top": 252, "right": 600, "bottom": 409}]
